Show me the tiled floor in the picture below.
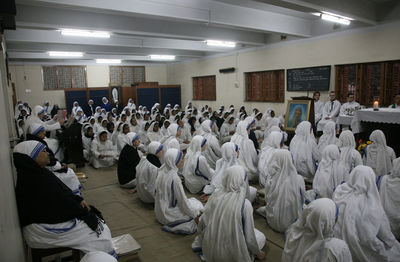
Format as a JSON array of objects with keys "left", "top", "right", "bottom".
[{"left": 79, "top": 164, "right": 284, "bottom": 262}]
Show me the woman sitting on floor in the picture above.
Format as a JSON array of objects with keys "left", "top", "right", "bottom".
[
  {"left": 154, "top": 148, "right": 203, "bottom": 235},
  {"left": 136, "top": 141, "right": 164, "bottom": 203},
  {"left": 199, "top": 120, "right": 222, "bottom": 169},
  {"left": 14, "top": 141, "right": 116, "bottom": 257},
  {"left": 27, "top": 123, "right": 82, "bottom": 195},
  {"left": 117, "top": 132, "right": 141, "bottom": 189},
  {"left": 82, "top": 124, "right": 94, "bottom": 162},
  {"left": 337, "top": 130, "right": 362, "bottom": 173},
  {"left": 194, "top": 165, "right": 266, "bottom": 262},
  {"left": 91, "top": 130, "right": 118, "bottom": 169},
  {"left": 282, "top": 198, "right": 352, "bottom": 262},
  {"left": 183, "top": 135, "right": 215, "bottom": 194}
]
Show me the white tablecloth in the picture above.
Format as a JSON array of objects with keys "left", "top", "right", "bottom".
[
  {"left": 338, "top": 115, "right": 354, "bottom": 126},
  {"left": 351, "top": 108, "right": 400, "bottom": 133}
]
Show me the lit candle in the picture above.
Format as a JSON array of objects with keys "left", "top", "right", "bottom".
[{"left": 373, "top": 101, "right": 379, "bottom": 109}]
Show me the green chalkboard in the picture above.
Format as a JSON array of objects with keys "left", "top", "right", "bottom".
[{"left": 287, "top": 65, "right": 331, "bottom": 91}]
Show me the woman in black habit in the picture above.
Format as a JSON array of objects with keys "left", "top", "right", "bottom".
[{"left": 117, "top": 132, "right": 141, "bottom": 189}]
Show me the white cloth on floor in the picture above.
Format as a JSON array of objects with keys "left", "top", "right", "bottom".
[
  {"left": 313, "top": 145, "right": 347, "bottom": 199},
  {"left": 333, "top": 165, "right": 400, "bottom": 262},
  {"left": 230, "top": 121, "right": 258, "bottom": 181},
  {"left": 183, "top": 136, "right": 215, "bottom": 194},
  {"left": 258, "top": 131, "right": 283, "bottom": 187},
  {"left": 198, "top": 166, "right": 265, "bottom": 262},
  {"left": 378, "top": 158, "right": 400, "bottom": 239},
  {"left": 155, "top": 148, "right": 203, "bottom": 234},
  {"left": 337, "top": 130, "right": 362, "bottom": 173},
  {"left": 289, "top": 121, "right": 319, "bottom": 179},
  {"left": 264, "top": 149, "right": 305, "bottom": 233},
  {"left": 317, "top": 121, "right": 338, "bottom": 159},
  {"left": 282, "top": 198, "right": 352, "bottom": 262},
  {"left": 23, "top": 219, "right": 115, "bottom": 256},
  {"left": 199, "top": 120, "right": 222, "bottom": 169},
  {"left": 364, "top": 130, "right": 396, "bottom": 177}
]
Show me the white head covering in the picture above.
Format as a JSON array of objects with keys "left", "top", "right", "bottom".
[
  {"left": 333, "top": 165, "right": 398, "bottom": 262},
  {"left": 33, "top": 105, "right": 45, "bottom": 117},
  {"left": 264, "top": 149, "right": 304, "bottom": 232},
  {"left": 337, "top": 130, "right": 359, "bottom": 172},
  {"left": 201, "top": 119, "right": 213, "bottom": 134},
  {"left": 28, "top": 123, "right": 45, "bottom": 136},
  {"left": 211, "top": 142, "right": 238, "bottom": 190},
  {"left": 148, "top": 141, "right": 163, "bottom": 155},
  {"left": 317, "top": 121, "right": 337, "bottom": 155},
  {"left": 14, "top": 140, "right": 46, "bottom": 161},
  {"left": 313, "top": 145, "right": 348, "bottom": 198},
  {"left": 258, "top": 131, "right": 283, "bottom": 187},
  {"left": 80, "top": 251, "right": 117, "bottom": 262},
  {"left": 282, "top": 198, "right": 352, "bottom": 262},
  {"left": 202, "top": 165, "right": 253, "bottom": 262},
  {"left": 183, "top": 135, "right": 206, "bottom": 178},
  {"left": 365, "top": 130, "right": 393, "bottom": 177},
  {"left": 126, "top": 132, "right": 140, "bottom": 147},
  {"left": 289, "top": 121, "right": 319, "bottom": 179}
]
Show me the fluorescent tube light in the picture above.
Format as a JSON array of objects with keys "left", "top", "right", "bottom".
[
  {"left": 206, "top": 40, "right": 236, "bottom": 48},
  {"left": 96, "top": 59, "right": 122, "bottom": 64},
  {"left": 149, "top": 55, "right": 175, "bottom": 60},
  {"left": 322, "top": 11, "right": 353, "bottom": 21},
  {"left": 48, "top": 51, "right": 83, "bottom": 57},
  {"left": 61, "top": 29, "right": 111, "bottom": 38},
  {"left": 321, "top": 12, "right": 351, "bottom": 25}
]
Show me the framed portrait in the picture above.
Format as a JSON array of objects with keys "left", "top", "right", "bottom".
[{"left": 284, "top": 100, "right": 312, "bottom": 132}]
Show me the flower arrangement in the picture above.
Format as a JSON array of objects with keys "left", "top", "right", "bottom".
[{"left": 357, "top": 139, "right": 372, "bottom": 156}]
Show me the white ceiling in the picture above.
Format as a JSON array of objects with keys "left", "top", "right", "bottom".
[{"left": 5, "top": 0, "right": 400, "bottom": 64}]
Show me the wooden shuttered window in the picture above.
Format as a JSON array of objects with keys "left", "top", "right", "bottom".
[
  {"left": 109, "top": 66, "right": 145, "bottom": 86},
  {"left": 335, "top": 60, "right": 400, "bottom": 106},
  {"left": 193, "top": 75, "right": 216, "bottom": 100},
  {"left": 245, "top": 69, "right": 284, "bottom": 102},
  {"left": 43, "top": 66, "right": 87, "bottom": 90}
]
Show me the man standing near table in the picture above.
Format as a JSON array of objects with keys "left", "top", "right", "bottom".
[
  {"left": 317, "top": 91, "right": 341, "bottom": 133},
  {"left": 313, "top": 91, "right": 324, "bottom": 125},
  {"left": 339, "top": 93, "right": 360, "bottom": 130},
  {"left": 388, "top": 94, "right": 400, "bottom": 109}
]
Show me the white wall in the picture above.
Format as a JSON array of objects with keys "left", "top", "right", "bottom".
[
  {"left": 167, "top": 22, "right": 400, "bottom": 115},
  {"left": 9, "top": 64, "right": 168, "bottom": 108}
]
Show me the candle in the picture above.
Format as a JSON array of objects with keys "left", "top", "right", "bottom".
[{"left": 373, "top": 101, "right": 379, "bottom": 109}]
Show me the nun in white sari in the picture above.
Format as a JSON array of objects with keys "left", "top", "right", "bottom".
[
  {"left": 231, "top": 121, "right": 258, "bottom": 182},
  {"left": 333, "top": 165, "right": 400, "bottom": 262},
  {"left": 24, "top": 105, "right": 61, "bottom": 137},
  {"left": 317, "top": 121, "right": 338, "bottom": 159},
  {"left": 147, "top": 121, "right": 162, "bottom": 142},
  {"left": 364, "top": 130, "right": 396, "bottom": 177},
  {"left": 161, "top": 123, "right": 181, "bottom": 151},
  {"left": 182, "top": 136, "right": 215, "bottom": 194},
  {"left": 116, "top": 123, "right": 130, "bottom": 153},
  {"left": 261, "top": 149, "right": 305, "bottom": 233},
  {"left": 282, "top": 198, "right": 352, "bottom": 262},
  {"left": 91, "top": 131, "right": 118, "bottom": 169},
  {"left": 258, "top": 131, "right": 284, "bottom": 187},
  {"left": 378, "top": 158, "right": 400, "bottom": 239},
  {"left": 154, "top": 148, "right": 203, "bottom": 234},
  {"left": 337, "top": 130, "right": 362, "bottom": 173},
  {"left": 313, "top": 145, "right": 348, "bottom": 199},
  {"left": 199, "top": 120, "right": 222, "bottom": 169},
  {"left": 136, "top": 142, "right": 164, "bottom": 204},
  {"left": 289, "top": 121, "right": 319, "bottom": 179},
  {"left": 195, "top": 165, "right": 266, "bottom": 262}
]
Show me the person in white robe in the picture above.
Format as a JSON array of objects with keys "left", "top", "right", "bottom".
[
  {"left": 219, "top": 116, "right": 236, "bottom": 144},
  {"left": 160, "top": 119, "right": 170, "bottom": 137},
  {"left": 338, "top": 93, "right": 360, "bottom": 130},
  {"left": 136, "top": 142, "right": 164, "bottom": 203},
  {"left": 333, "top": 165, "right": 400, "bottom": 262},
  {"left": 258, "top": 131, "right": 284, "bottom": 187},
  {"left": 128, "top": 116, "right": 140, "bottom": 134},
  {"left": 282, "top": 198, "right": 352, "bottom": 262},
  {"left": 289, "top": 121, "right": 319, "bottom": 180},
  {"left": 13, "top": 141, "right": 116, "bottom": 258},
  {"left": 194, "top": 165, "right": 266, "bottom": 262},
  {"left": 183, "top": 136, "right": 215, "bottom": 194},
  {"left": 161, "top": 123, "right": 181, "bottom": 152},
  {"left": 82, "top": 125, "right": 94, "bottom": 162},
  {"left": 80, "top": 251, "right": 117, "bottom": 262},
  {"left": 24, "top": 105, "right": 63, "bottom": 138},
  {"left": 154, "top": 148, "right": 203, "bottom": 234},
  {"left": 147, "top": 122, "right": 162, "bottom": 142},
  {"left": 91, "top": 130, "right": 118, "bottom": 169},
  {"left": 197, "top": 120, "right": 222, "bottom": 169},
  {"left": 364, "top": 129, "right": 396, "bottom": 177},
  {"left": 260, "top": 149, "right": 305, "bottom": 233},
  {"left": 337, "top": 130, "right": 362, "bottom": 173},
  {"left": 313, "top": 145, "right": 348, "bottom": 199},
  {"left": 317, "top": 121, "right": 338, "bottom": 159},
  {"left": 116, "top": 124, "right": 130, "bottom": 153},
  {"left": 93, "top": 115, "right": 104, "bottom": 134},
  {"left": 127, "top": 98, "right": 136, "bottom": 110},
  {"left": 313, "top": 91, "right": 324, "bottom": 125},
  {"left": 262, "top": 125, "right": 288, "bottom": 147},
  {"left": 71, "top": 101, "right": 82, "bottom": 116},
  {"left": 74, "top": 108, "right": 87, "bottom": 124},
  {"left": 377, "top": 157, "right": 400, "bottom": 239},
  {"left": 317, "top": 91, "right": 341, "bottom": 132},
  {"left": 231, "top": 121, "right": 259, "bottom": 182}
]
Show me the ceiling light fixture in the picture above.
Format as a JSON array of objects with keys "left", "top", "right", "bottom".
[
  {"left": 206, "top": 40, "right": 236, "bottom": 48},
  {"left": 320, "top": 11, "right": 352, "bottom": 25},
  {"left": 48, "top": 51, "right": 83, "bottom": 57},
  {"left": 61, "top": 29, "right": 111, "bottom": 38},
  {"left": 96, "top": 59, "right": 122, "bottom": 64},
  {"left": 149, "top": 55, "right": 175, "bottom": 60}
]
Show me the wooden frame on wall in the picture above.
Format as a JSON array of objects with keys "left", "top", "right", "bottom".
[{"left": 192, "top": 75, "right": 216, "bottom": 101}]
